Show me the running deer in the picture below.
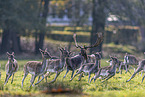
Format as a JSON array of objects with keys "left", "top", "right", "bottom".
[
  {"left": 90, "top": 56, "right": 119, "bottom": 83},
  {"left": 123, "top": 53, "right": 139, "bottom": 73},
  {"left": 126, "top": 59, "right": 145, "bottom": 83},
  {"left": 107, "top": 59, "right": 130, "bottom": 74},
  {"left": 70, "top": 52, "right": 101, "bottom": 82},
  {"left": 63, "top": 33, "right": 103, "bottom": 79},
  {"left": 21, "top": 48, "right": 51, "bottom": 88},
  {"left": 44, "top": 47, "right": 70, "bottom": 83},
  {"left": 4, "top": 52, "right": 19, "bottom": 85}
]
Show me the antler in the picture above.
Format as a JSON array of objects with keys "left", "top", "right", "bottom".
[
  {"left": 73, "top": 33, "right": 82, "bottom": 48},
  {"left": 84, "top": 32, "right": 103, "bottom": 49}
]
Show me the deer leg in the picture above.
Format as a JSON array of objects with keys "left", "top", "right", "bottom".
[
  {"left": 21, "top": 73, "right": 28, "bottom": 88},
  {"left": 63, "top": 68, "right": 69, "bottom": 78},
  {"left": 102, "top": 73, "right": 115, "bottom": 83},
  {"left": 44, "top": 72, "right": 50, "bottom": 82},
  {"left": 142, "top": 74, "right": 145, "bottom": 83},
  {"left": 70, "top": 70, "right": 82, "bottom": 81},
  {"left": 128, "top": 70, "right": 132, "bottom": 74},
  {"left": 37, "top": 76, "right": 40, "bottom": 82},
  {"left": 141, "top": 70, "right": 143, "bottom": 76},
  {"left": 4, "top": 74, "right": 8, "bottom": 85},
  {"left": 126, "top": 67, "right": 142, "bottom": 82},
  {"left": 11, "top": 73, "right": 14, "bottom": 84},
  {"left": 90, "top": 69, "right": 102, "bottom": 83},
  {"left": 29, "top": 75, "right": 36, "bottom": 88},
  {"left": 78, "top": 72, "right": 83, "bottom": 81},
  {"left": 125, "top": 63, "right": 128, "bottom": 73},
  {"left": 71, "top": 70, "right": 74, "bottom": 78},
  {"left": 48, "top": 72, "right": 60, "bottom": 84},
  {"left": 4, "top": 73, "right": 12, "bottom": 85},
  {"left": 35, "top": 75, "right": 44, "bottom": 85},
  {"left": 118, "top": 63, "right": 123, "bottom": 73},
  {"left": 88, "top": 73, "right": 91, "bottom": 83}
]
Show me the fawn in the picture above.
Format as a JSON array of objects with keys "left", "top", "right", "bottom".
[
  {"left": 126, "top": 59, "right": 145, "bottom": 83},
  {"left": 21, "top": 48, "right": 51, "bottom": 88},
  {"left": 4, "top": 52, "right": 19, "bottom": 85},
  {"left": 123, "top": 53, "right": 139, "bottom": 73},
  {"left": 90, "top": 56, "right": 119, "bottom": 83},
  {"left": 107, "top": 59, "right": 130, "bottom": 74},
  {"left": 44, "top": 47, "right": 70, "bottom": 83}
]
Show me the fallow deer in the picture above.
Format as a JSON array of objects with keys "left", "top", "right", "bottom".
[
  {"left": 21, "top": 48, "right": 51, "bottom": 88},
  {"left": 44, "top": 47, "right": 70, "bottom": 83},
  {"left": 107, "top": 59, "right": 130, "bottom": 74},
  {"left": 4, "top": 52, "right": 19, "bottom": 85},
  {"left": 126, "top": 59, "right": 145, "bottom": 83},
  {"left": 90, "top": 56, "right": 119, "bottom": 83},
  {"left": 70, "top": 52, "right": 101, "bottom": 82},
  {"left": 63, "top": 33, "right": 103, "bottom": 79},
  {"left": 122, "top": 53, "right": 139, "bottom": 73}
]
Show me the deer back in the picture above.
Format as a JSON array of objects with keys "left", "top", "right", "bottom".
[
  {"left": 66, "top": 54, "right": 84, "bottom": 70},
  {"left": 124, "top": 55, "right": 139, "bottom": 65}
]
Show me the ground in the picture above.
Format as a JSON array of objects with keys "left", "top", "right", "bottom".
[{"left": 0, "top": 59, "right": 145, "bottom": 97}]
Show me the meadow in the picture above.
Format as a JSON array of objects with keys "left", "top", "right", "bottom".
[{"left": 0, "top": 59, "right": 145, "bottom": 97}]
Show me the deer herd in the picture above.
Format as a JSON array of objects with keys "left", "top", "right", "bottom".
[{"left": 2, "top": 33, "right": 145, "bottom": 88}]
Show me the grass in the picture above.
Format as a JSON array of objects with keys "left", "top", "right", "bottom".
[{"left": 0, "top": 59, "right": 145, "bottom": 97}]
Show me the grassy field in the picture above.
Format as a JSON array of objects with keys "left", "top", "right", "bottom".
[{"left": 0, "top": 59, "right": 145, "bottom": 97}]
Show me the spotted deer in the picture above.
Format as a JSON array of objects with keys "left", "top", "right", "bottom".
[
  {"left": 44, "top": 47, "right": 70, "bottom": 83},
  {"left": 70, "top": 52, "right": 101, "bottom": 82},
  {"left": 126, "top": 59, "right": 145, "bottom": 83},
  {"left": 122, "top": 53, "right": 139, "bottom": 73},
  {"left": 4, "top": 52, "right": 19, "bottom": 85},
  {"left": 21, "top": 48, "right": 51, "bottom": 88},
  {"left": 90, "top": 56, "right": 119, "bottom": 83},
  {"left": 107, "top": 59, "right": 130, "bottom": 74},
  {"left": 63, "top": 33, "right": 103, "bottom": 79}
]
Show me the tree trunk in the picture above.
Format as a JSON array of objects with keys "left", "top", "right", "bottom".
[
  {"left": 1, "top": 29, "right": 11, "bottom": 54},
  {"left": 11, "top": 32, "right": 21, "bottom": 54},
  {"left": 90, "top": 0, "right": 106, "bottom": 53},
  {"left": 35, "top": 0, "right": 49, "bottom": 54},
  {"left": 1, "top": 29, "right": 21, "bottom": 54}
]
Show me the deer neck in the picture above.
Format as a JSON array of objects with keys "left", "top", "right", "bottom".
[
  {"left": 95, "top": 59, "right": 100, "bottom": 69},
  {"left": 60, "top": 55, "right": 66, "bottom": 68},
  {"left": 41, "top": 57, "right": 48, "bottom": 71},
  {"left": 8, "top": 60, "right": 15, "bottom": 69},
  {"left": 111, "top": 62, "right": 117, "bottom": 71}
]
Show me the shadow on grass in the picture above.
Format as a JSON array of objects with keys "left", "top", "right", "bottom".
[{"left": 36, "top": 81, "right": 87, "bottom": 96}]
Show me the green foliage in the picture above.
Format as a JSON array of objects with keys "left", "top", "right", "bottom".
[{"left": 103, "top": 43, "right": 137, "bottom": 54}]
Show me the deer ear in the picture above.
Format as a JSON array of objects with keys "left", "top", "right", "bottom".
[
  {"left": 6, "top": 52, "right": 10, "bottom": 56},
  {"left": 39, "top": 48, "right": 42, "bottom": 51},
  {"left": 45, "top": 48, "right": 47, "bottom": 52},
  {"left": 12, "top": 52, "right": 14, "bottom": 55},
  {"left": 39, "top": 48, "right": 44, "bottom": 54},
  {"left": 59, "top": 47, "right": 63, "bottom": 52}
]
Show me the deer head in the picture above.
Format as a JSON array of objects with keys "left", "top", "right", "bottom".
[
  {"left": 7, "top": 52, "right": 15, "bottom": 62},
  {"left": 73, "top": 32, "right": 103, "bottom": 61},
  {"left": 39, "top": 48, "right": 52, "bottom": 59}
]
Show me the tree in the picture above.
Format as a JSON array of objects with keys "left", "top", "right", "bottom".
[
  {"left": 35, "top": 0, "right": 50, "bottom": 54},
  {"left": 90, "top": 0, "right": 107, "bottom": 53},
  {"left": 0, "top": 0, "right": 40, "bottom": 54}
]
